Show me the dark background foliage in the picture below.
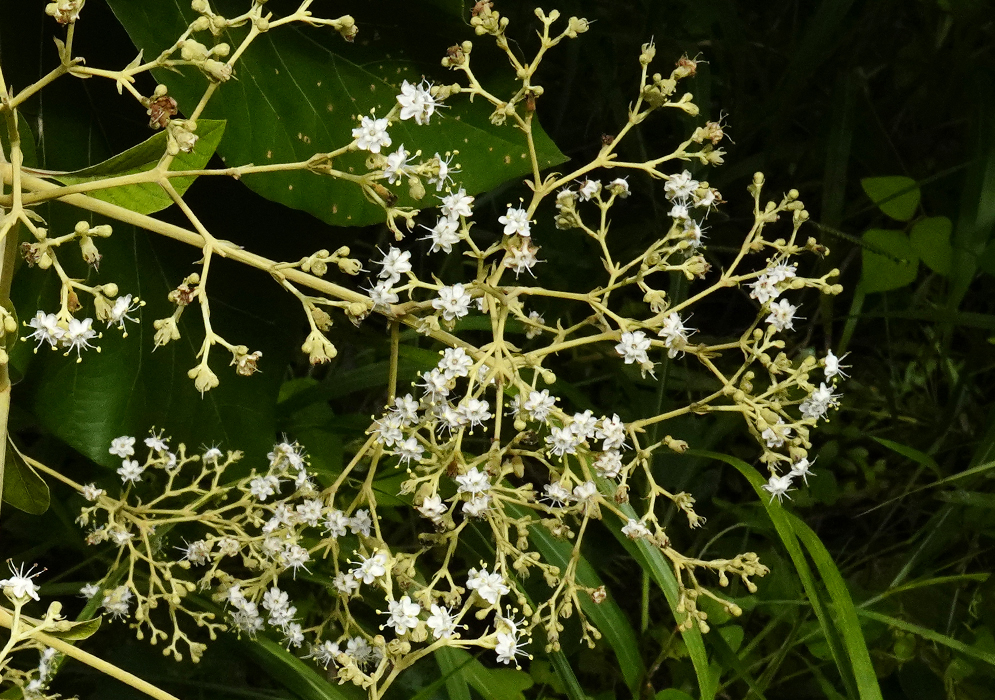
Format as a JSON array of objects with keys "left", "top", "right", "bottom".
[{"left": 2, "top": 1, "right": 995, "bottom": 699}]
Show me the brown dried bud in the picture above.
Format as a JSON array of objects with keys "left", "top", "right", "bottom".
[{"left": 148, "top": 94, "right": 178, "bottom": 130}]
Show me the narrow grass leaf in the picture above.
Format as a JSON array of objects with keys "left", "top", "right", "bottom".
[{"left": 856, "top": 610, "right": 995, "bottom": 668}]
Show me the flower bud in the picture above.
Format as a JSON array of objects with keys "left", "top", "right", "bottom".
[
  {"left": 302, "top": 330, "right": 337, "bottom": 365},
  {"left": 188, "top": 363, "right": 220, "bottom": 395}
]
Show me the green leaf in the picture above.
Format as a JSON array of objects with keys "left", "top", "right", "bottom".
[
  {"left": 105, "top": 1, "right": 567, "bottom": 227},
  {"left": 46, "top": 615, "right": 102, "bottom": 641},
  {"left": 861, "top": 229, "right": 919, "bottom": 293},
  {"left": 856, "top": 610, "right": 995, "bottom": 669},
  {"left": 51, "top": 120, "right": 226, "bottom": 215},
  {"left": 432, "top": 648, "right": 534, "bottom": 700},
  {"left": 872, "top": 437, "right": 942, "bottom": 477},
  {"left": 655, "top": 691, "right": 696, "bottom": 700},
  {"left": 909, "top": 216, "right": 953, "bottom": 275},
  {"left": 694, "top": 450, "right": 885, "bottom": 700},
  {"left": 1, "top": 438, "right": 50, "bottom": 515},
  {"left": 935, "top": 491, "right": 995, "bottom": 509},
  {"left": 240, "top": 636, "right": 361, "bottom": 700},
  {"left": 861, "top": 176, "right": 921, "bottom": 221}
]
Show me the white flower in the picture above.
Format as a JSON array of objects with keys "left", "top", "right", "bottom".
[
  {"left": 526, "top": 311, "right": 544, "bottom": 339},
  {"left": 249, "top": 475, "right": 280, "bottom": 501},
  {"left": 81, "top": 483, "right": 104, "bottom": 501},
  {"left": 385, "top": 595, "right": 421, "bottom": 634},
  {"left": 768, "top": 262, "right": 797, "bottom": 283},
  {"left": 522, "top": 389, "right": 556, "bottom": 422},
  {"left": 789, "top": 458, "right": 815, "bottom": 485},
  {"left": 366, "top": 274, "right": 398, "bottom": 307},
  {"left": 350, "top": 509, "right": 373, "bottom": 536},
  {"left": 418, "top": 494, "right": 447, "bottom": 522},
  {"left": 202, "top": 446, "right": 223, "bottom": 464},
  {"left": 334, "top": 572, "right": 360, "bottom": 595},
  {"left": 765, "top": 298, "right": 798, "bottom": 332},
  {"left": 383, "top": 145, "right": 411, "bottom": 185},
  {"left": 177, "top": 539, "right": 212, "bottom": 565},
  {"left": 374, "top": 412, "right": 405, "bottom": 447},
  {"left": 455, "top": 467, "right": 490, "bottom": 495},
  {"left": 440, "top": 188, "right": 474, "bottom": 218},
  {"left": 594, "top": 451, "right": 624, "bottom": 478},
  {"left": 466, "top": 567, "right": 509, "bottom": 605},
  {"left": 354, "top": 552, "right": 388, "bottom": 585},
  {"left": 109, "top": 435, "right": 135, "bottom": 458},
  {"left": 377, "top": 247, "right": 412, "bottom": 284},
  {"left": 352, "top": 113, "right": 392, "bottom": 153},
  {"left": 569, "top": 410, "right": 598, "bottom": 440},
  {"left": 427, "top": 604, "right": 458, "bottom": 639},
  {"left": 762, "top": 473, "right": 794, "bottom": 503},
  {"left": 396, "top": 79, "right": 438, "bottom": 125},
  {"left": 268, "top": 441, "right": 305, "bottom": 471},
  {"left": 419, "top": 368, "right": 451, "bottom": 401},
  {"left": 1, "top": 562, "right": 42, "bottom": 601},
  {"left": 684, "top": 219, "right": 706, "bottom": 247},
  {"left": 421, "top": 215, "right": 461, "bottom": 253},
  {"left": 433, "top": 284, "right": 472, "bottom": 321},
  {"left": 668, "top": 203, "right": 690, "bottom": 221},
  {"left": 607, "top": 177, "right": 630, "bottom": 197},
  {"left": 462, "top": 494, "right": 492, "bottom": 517},
  {"left": 117, "top": 459, "right": 144, "bottom": 484},
  {"left": 296, "top": 499, "right": 324, "bottom": 527},
  {"left": 505, "top": 240, "right": 539, "bottom": 277},
  {"left": 495, "top": 630, "right": 526, "bottom": 665},
  {"left": 283, "top": 623, "right": 304, "bottom": 649},
  {"left": 578, "top": 179, "right": 601, "bottom": 201},
  {"left": 572, "top": 481, "right": 598, "bottom": 502},
  {"left": 282, "top": 543, "right": 311, "bottom": 576},
  {"left": 658, "top": 312, "right": 694, "bottom": 357},
  {"left": 429, "top": 152, "right": 457, "bottom": 191},
  {"left": 542, "top": 483, "right": 572, "bottom": 506},
  {"left": 390, "top": 393, "right": 420, "bottom": 426},
  {"left": 749, "top": 274, "right": 780, "bottom": 305},
  {"left": 62, "top": 317, "right": 98, "bottom": 358},
  {"left": 616, "top": 330, "right": 651, "bottom": 365},
  {"left": 596, "top": 414, "right": 627, "bottom": 451},
  {"left": 308, "top": 640, "right": 341, "bottom": 669},
  {"left": 498, "top": 206, "right": 531, "bottom": 237},
  {"left": 439, "top": 347, "right": 473, "bottom": 378},
  {"left": 101, "top": 585, "right": 133, "bottom": 619},
  {"left": 800, "top": 382, "right": 839, "bottom": 420},
  {"left": 392, "top": 436, "right": 424, "bottom": 465},
  {"left": 621, "top": 519, "right": 651, "bottom": 539},
  {"left": 144, "top": 431, "right": 169, "bottom": 453},
  {"left": 824, "top": 350, "right": 850, "bottom": 380},
  {"left": 25, "top": 311, "right": 64, "bottom": 350},
  {"left": 80, "top": 582, "right": 101, "bottom": 599},
  {"left": 664, "top": 170, "right": 698, "bottom": 201},
  {"left": 105, "top": 294, "right": 141, "bottom": 332},
  {"left": 545, "top": 425, "right": 581, "bottom": 457},
  {"left": 323, "top": 508, "right": 350, "bottom": 538},
  {"left": 458, "top": 398, "right": 491, "bottom": 428},
  {"left": 346, "top": 636, "right": 377, "bottom": 667},
  {"left": 761, "top": 419, "right": 791, "bottom": 448}
]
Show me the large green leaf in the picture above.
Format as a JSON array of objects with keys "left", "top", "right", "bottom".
[
  {"left": 105, "top": 1, "right": 567, "bottom": 227},
  {"left": 861, "top": 176, "right": 921, "bottom": 222},
  {"left": 861, "top": 229, "right": 919, "bottom": 293},
  {"left": 432, "top": 648, "right": 534, "bottom": 700},
  {"left": 909, "top": 216, "right": 953, "bottom": 276},
  {"left": 1, "top": 438, "right": 50, "bottom": 515},
  {"left": 52, "top": 120, "right": 227, "bottom": 215}
]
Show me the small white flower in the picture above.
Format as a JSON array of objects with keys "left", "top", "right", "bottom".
[
  {"left": 789, "top": 458, "right": 815, "bottom": 485},
  {"left": 495, "top": 630, "right": 527, "bottom": 665},
  {"left": 346, "top": 636, "right": 377, "bottom": 666},
  {"left": 101, "top": 585, "right": 133, "bottom": 619},
  {"left": 144, "top": 431, "right": 169, "bottom": 453},
  {"left": 684, "top": 219, "right": 706, "bottom": 247},
  {"left": 578, "top": 179, "right": 601, "bottom": 201},
  {"left": 283, "top": 622, "right": 304, "bottom": 649},
  {"left": 768, "top": 261, "right": 797, "bottom": 283},
  {"left": 616, "top": 330, "right": 651, "bottom": 365},
  {"left": 296, "top": 499, "right": 324, "bottom": 527},
  {"left": 800, "top": 382, "right": 840, "bottom": 420},
  {"left": 765, "top": 298, "right": 799, "bottom": 332},
  {"left": 596, "top": 414, "right": 627, "bottom": 451},
  {"left": 542, "top": 483, "right": 572, "bottom": 506},
  {"left": 621, "top": 518, "right": 651, "bottom": 539},
  {"left": 202, "top": 446, "right": 223, "bottom": 464},
  {"left": 80, "top": 582, "right": 101, "bottom": 599},
  {"left": 355, "top": 551, "right": 390, "bottom": 583},
  {"left": 323, "top": 508, "right": 350, "bottom": 538},
  {"left": 762, "top": 473, "right": 794, "bottom": 503},
  {"left": 429, "top": 152, "right": 457, "bottom": 191},
  {"left": 419, "top": 368, "right": 451, "bottom": 402},
  {"left": 440, "top": 188, "right": 474, "bottom": 218},
  {"left": 105, "top": 294, "right": 141, "bottom": 332},
  {"left": 455, "top": 466, "right": 490, "bottom": 495},
  {"left": 109, "top": 435, "right": 136, "bottom": 458},
  {"left": 824, "top": 350, "right": 850, "bottom": 380},
  {"left": 607, "top": 177, "right": 630, "bottom": 198},
  {"left": 749, "top": 274, "right": 780, "bottom": 305},
  {"left": 249, "top": 475, "right": 280, "bottom": 501},
  {"left": 439, "top": 347, "right": 473, "bottom": 379},
  {"left": 308, "top": 640, "right": 341, "bottom": 669},
  {"left": 594, "top": 450, "right": 624, "bottom": 478},
  {"left": 668, "top": 203, "right": 690, "bottom": 221},
  {"left": 377, "top": 247, "right": 412, "bottom": 284},
  {"left": 658, "top": 312, "right": 694, "bottom": 357},
  {"left": 572, "top": 481, "right": 598, "bottom": 502},
  {"left": 81, "top": 483, "right": 104, "bottom": 501},
  {"left": 521, "top": 389, "right": 556, "bottom": 422},
  {"left": 569, "top": 410, "right": 598, "bottom": 440},
  {"left": 177, "top": 539, "right": 212, "bottom": 565},
  {"left": 664, "top": 170, "right": 698, "bottom": 201},
  {"left": 426, "top": 604, "right": 458, "bottom": 639},
  {"left": 334, "top": 572, "right": 360, "bottom": 595},
  {"left": 352, "top": 113, "right": 392, "bottom": 153},
  {"left": 457, "top": 398, "right": 491, "bottom": 428},
  {"left": 433, "top": 283, "right": 472, "bottom": 321},
  {"left": 462, "top": 494, "right": 492, "bottom": 517},
  {"left": 385, "top": 595, "right": 421, "bottom": 634},
  {"left": 761, "top": 419, "right": 791, "bottom": 448},
  {"left": 421, "top": 215, "right": 461, "bottom": 254},
  {"left": 117, "top": 459, "right": 144, "bottom": 485},
  {"left": 526, "top": 311, "right": 544, "bottom": 339},
  {"left": 62, "top": 317, "right": 99, "bottom": 358},
  {"left": 498, "top": 206, "right": 531, "bottom": 237},
  {"left": 25, "top": 311, "right": 64, "bottom": 350},
  {"left": 390, "top": 393, "right": 420, "bottom": 426},
  {"left": 350, "top": 509, "right": 373, "bottom": 536},
  {"left": 418, "top": 494, "right": 447, "bottom": 522},
  {"left": 383, "top": 146, "right": 411, "bottom": 185},
  {"left": 504, "top": 240, "right": 540, "bottom": 277},
  {"left": 392, "top": 436, "right": 424, "bottom": 465},
  {"left": 1, "top": 562, "right": 42, "bottom": 602},
  {"left": 466, "top": 567, "right": 509, "bottom": 605},
  {"left": 282, "top": 543, "right": 311, "bottom": 576},
  {"left": 396, "top": 79, "right": 438, "bottom": 125},
  {"left": 545, "top": 425, "right": 582, "bottom": 457}
]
